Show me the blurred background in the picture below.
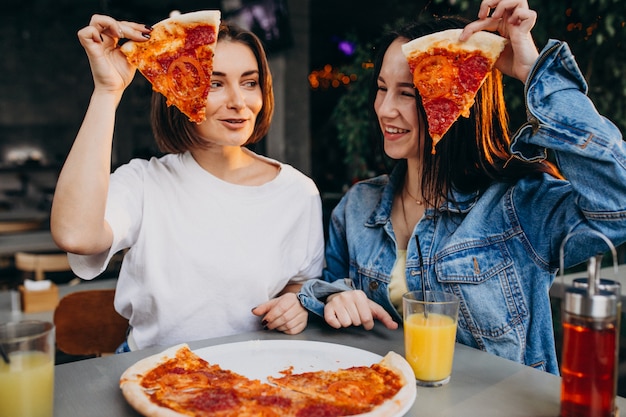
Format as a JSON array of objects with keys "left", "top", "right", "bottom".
[{"left": 1, "top": 0, "right": 624, "bottom": 222}]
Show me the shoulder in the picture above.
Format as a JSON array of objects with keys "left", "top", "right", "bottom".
[
  {"left": 344, "top": 175, "right": 390, "bottom": 201},
  {"left": 333, "top": 174, "right": 391, "bottom": 217},
  {"left": 113, "top": 154, "right": 182, "bottom": 175},
  {"left": 276, "top": 163, "right": 321, "bottom": 195}
]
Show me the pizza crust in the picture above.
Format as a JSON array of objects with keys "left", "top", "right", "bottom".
[
  {"left": 348, "top": 352, "right": 417, "bottom": 417},
  {"left": 120, "top": 11, "right": 221, "bottom": 57},
  {"left": 120, "top": 344, "right": 190, "bottom": 417},
  {"left": 401, "top": 28, "right": 507, "bottom": 63}
]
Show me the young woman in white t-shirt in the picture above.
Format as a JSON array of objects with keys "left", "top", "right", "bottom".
[{"left": 50, "top": 15, "right": 324, "bottom": 350}]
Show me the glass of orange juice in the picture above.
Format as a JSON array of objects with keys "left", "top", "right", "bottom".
[
  {"left": 403, "top": 291, "right": 459, "bottom": 387},
  {"left": 0, "top": 320, "right": 55, "bottom": 417}
]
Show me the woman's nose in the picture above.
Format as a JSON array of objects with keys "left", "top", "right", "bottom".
[
  {"left": 226, "top": 87, "right": 245, "bottom": 109},
  {"left": 377, "top": 95, "right": 399, "bottom": 118}
]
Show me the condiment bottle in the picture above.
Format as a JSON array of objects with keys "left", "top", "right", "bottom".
[{"left": 560, "top": 253, "right": 620, "bottom": 417}]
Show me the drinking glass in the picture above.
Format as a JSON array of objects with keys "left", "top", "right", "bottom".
[
  {"left": 403, "top": 291, "right": 459, "bottom": 387},
  {"left": 0, "top": 320, "right": 55, "bottom": 417}
]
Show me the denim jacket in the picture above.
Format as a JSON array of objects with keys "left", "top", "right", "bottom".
[{"left": 299, "top": 40, "right": 626, "bottom": 375}]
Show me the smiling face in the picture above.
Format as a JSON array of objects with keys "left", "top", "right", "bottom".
[
  {"left": 194, "top": 40, "right": 263, "bottom": 148},
  {"left": 374, "top": 38, "right": 426, "bottom": 161}
]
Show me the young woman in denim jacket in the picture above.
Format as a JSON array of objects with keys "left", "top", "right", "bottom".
[{"left": 298, "top": 0, "right": 626, "bottom": 375}]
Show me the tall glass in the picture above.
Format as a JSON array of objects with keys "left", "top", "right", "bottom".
[
  {"left": 0, "top": 320, "right": 55, "bottom": 417},
  {"left": 403, "top": 291, "right": 459, "bottom": 387}
]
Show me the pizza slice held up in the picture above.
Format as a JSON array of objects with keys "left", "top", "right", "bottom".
[
  {"left": 120, "top": 10, "right": 221, "bottom": 123},
  {"left": 401, "top": 28, "right": 507, "bottom": 154}
]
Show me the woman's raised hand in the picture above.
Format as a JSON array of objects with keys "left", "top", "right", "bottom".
[
  {"left": 460, "top": 0, "right": 539, "bottom": 82},
  {"left": 77, "top": 14, "right": 152, "bottom": 93}
]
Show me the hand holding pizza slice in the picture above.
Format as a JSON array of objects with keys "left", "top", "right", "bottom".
[
  {"left": 120, "top": 10, "right": 221, "bottom": 123},
  {"left": 401, "top": 29, "right": 507, "bottom": 154}
]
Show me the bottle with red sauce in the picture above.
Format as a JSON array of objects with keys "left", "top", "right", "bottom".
[{"left": 559, "top": 250, "right": 621, "bottom": 417}]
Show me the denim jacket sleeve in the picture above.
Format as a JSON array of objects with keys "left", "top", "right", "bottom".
[
  {"left": 510, "top": 40, "right": 626, "bottom": 267},
  {"left": 298, "top": 195, "right": 354, "bottom": 316}
]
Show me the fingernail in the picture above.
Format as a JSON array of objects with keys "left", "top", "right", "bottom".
[
  {"left": 145, "top": 25, "right": 153, "bottom": 31},
  {"left": 142, "top": 33, "right": 151, "bottom": 39},
  {"left": 100, "top": 34, "right": 104, "bottom": 42},
  {"left": 263, "top": 325, "right": 269, "bottom": 330},
  {"left": 261, "top": 320, "right": 268, "bottom": 326}
]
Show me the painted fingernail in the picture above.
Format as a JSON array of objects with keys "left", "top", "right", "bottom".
[
  {"left": 142, "top": 33, "right": 151, "bottom": 39},
  {"left": 145, "top": 25, "right": 153, "bottom": 31},
  {"left": 261, "top": 320, "right": 268, "bottom": 326},
  {"left": 263, "top": 325, "right": 269, "bottom": 330}
]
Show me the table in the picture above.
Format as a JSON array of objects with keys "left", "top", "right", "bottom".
[
  {"left": 0, "top": 230, "right": 59, "bottom": 257},
  {"left": 53, "top": 316, "right": 626, "bottom": 417}
]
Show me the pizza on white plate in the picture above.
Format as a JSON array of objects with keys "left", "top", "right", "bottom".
[{"left": 120, "top": 343, "right": 416, "bottom": 417}]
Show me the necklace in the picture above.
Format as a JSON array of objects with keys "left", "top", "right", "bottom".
[{"left": 404, "top": 185, "right": 424, "bottom": 206}]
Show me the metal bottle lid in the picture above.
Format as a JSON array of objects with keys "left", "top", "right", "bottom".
[
  {"left": 572, "top": 277, "right": 621, "bottom": 296},
  {"left": 564, "top": 255, "right": 620, "bottom": 319},
  {"left": 564, "top": 287, "right": 619, "bottom": 318}
]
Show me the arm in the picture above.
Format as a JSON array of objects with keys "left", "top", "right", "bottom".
[
  {"left": 464, "top": 1, "right": 626, "bottom": 266},
  {"left": 299, "top": 192, "right": 398, "bottom": 330},
  {"left": 50, "top": 15, "right": 151, "bottom": 255}
]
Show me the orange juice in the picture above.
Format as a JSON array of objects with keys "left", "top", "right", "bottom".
[
  {"left": 404, "top": 312, "right": 457, "bottom": 382},
  {"left": 0, "top": 350, "right": 54, "bottom": 417}
]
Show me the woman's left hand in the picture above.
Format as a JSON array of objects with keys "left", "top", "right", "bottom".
[
  {"left": 460, "top": 0, "right": 539, "bottom": 82},
  {"left": 252, "top": 293, "right": 309, "bottom": 335}
]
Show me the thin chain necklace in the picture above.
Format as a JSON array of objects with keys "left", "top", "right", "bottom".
[{"left": 404, "top": 184, "right": 424, "bottom": 206}]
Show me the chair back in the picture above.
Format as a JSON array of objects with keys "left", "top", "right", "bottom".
[
  {"left": 53, "top": 289, "right": 128, "bottom": 357},
  {"left": 14, "top": 251, "right": 71, "bottom": 281}
]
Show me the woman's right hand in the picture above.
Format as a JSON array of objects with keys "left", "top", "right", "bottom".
[
  {"left": 324, "top": 290, "right": 399, "bottom": 330},
  {"left": 77, "top": 14, "right": 152, "bottom": 94}
]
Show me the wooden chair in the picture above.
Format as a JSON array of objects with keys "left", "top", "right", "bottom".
[
  {"left": 14, "top": 251, "right": 71, "bottom": 281},
  {"left": 53, "top": 289, "right": 129, "bottom": 357}
]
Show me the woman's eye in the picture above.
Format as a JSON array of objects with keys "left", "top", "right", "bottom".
[
  {"left": 401, "top": 89, "right": 416, "bottom": 98},
  {"left": 243, "top": 80, "right": 258, "bottom": 88}
]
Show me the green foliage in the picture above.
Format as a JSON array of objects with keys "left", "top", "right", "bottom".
[
  {"left": 331, "top": 0, "right": 626, "bottom": 181},
  {"left": 330, "top": 37, "right": 377, "bottom": 180}
]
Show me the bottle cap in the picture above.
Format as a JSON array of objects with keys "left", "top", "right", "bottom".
[{"left": 564, "top": 286, "right": 619, "bottom": 318}]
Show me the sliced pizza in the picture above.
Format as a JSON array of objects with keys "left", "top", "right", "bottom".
[
  {"left": 120, "top": 10, "right": 221, "bottom": 123},
  {"left": 401, "top": 28, "right": 507, "bottom": 154},
  {"left": 120, "top": 343, "right": 415, "bottom": 417}
]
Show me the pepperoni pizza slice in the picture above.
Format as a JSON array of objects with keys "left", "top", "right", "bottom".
[
  {"left": 401, "top": 28, "right": 507, "bottom": 154},
  {"left": 120, "top": 10, "right": 221, "bottom": 123}
]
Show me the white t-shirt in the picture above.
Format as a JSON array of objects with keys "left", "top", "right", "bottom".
[{"left": 69, "top": 151, "right": 324, "bottom": 349}]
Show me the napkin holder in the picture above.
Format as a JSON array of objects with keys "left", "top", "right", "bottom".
[{"left": 19, "top": 281, "right": 59, "bottom": 313}]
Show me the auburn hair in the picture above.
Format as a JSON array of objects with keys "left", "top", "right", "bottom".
[{"left": 151, "top": 22, "right": 274, "bottom": 153}]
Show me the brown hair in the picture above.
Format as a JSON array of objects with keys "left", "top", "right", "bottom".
[
  {"left": 151, "top": 23, "right": 274, "bottom": 153},
  {"left": 369, "top": 17, "right": 562, "bottom": 206}
]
